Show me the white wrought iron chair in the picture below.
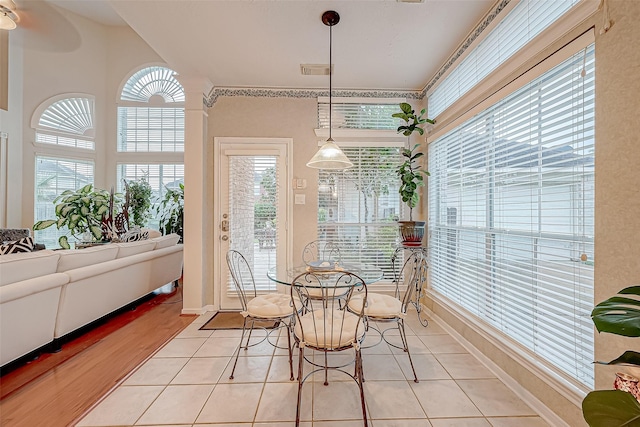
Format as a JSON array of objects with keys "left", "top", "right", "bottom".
[
  {"left": 347, "top": 250, "right": 426, "bottom": 383},
  {"left": 290, "top": 270, "right": 368, "bottom": 427},
  {"left": 226, "top": 249, "right": 296, "bottom": 380}
]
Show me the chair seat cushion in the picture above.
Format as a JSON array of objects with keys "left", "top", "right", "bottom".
[
  {"left": 294, "top": 309, "right": 364, "bottom": 349},
  {"left": 246, "top": 293, "right": 296, "bottom": 319},
  {"left": 348, "top": 293, "right": 402, "bottom": 319}
]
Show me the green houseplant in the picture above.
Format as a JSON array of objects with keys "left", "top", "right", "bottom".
[
  {"left": 156, "top": 183, "right": 184, "bottom": 242},
  {"left": 125, "top": 177, "right": 153, "bottom": 228},
  {"left": 582, "top": 286, "right": 640, "bottom": 426},
  {"left": 33, "top": 184, "right": 115, "bottom": 249},
  {"left": 392, "top": 102, "right": 435, "bottom": 244}
]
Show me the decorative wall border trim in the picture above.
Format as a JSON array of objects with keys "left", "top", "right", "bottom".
[
  {"left": 204, "top": 87, "right": 422, "bottom": 108},
  {"left": 423, "top": 0, "right": 511, "bottom": 93}
]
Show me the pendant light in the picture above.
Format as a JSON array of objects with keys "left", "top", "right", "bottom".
[{"left": 307, "top": 10, "right": 353, "bottom": 170}]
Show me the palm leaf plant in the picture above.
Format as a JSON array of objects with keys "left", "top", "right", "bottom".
[
  {"left": 33, "top": 184, "right": 117, "bottom": 249},
  {"left": 582, "top": 286, "right": 640, "bottom": 426}
]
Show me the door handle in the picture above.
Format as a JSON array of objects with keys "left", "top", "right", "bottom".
[
  {"left": 221, "top": 220, "right": 229, "bottom": 232},
  {"left": 221, "top": 235, "right": 229, "bottom": 241}
]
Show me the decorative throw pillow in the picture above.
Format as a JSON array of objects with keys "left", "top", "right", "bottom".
[
  {"left": 0, "top": 236, "right": 35, "bottom": 255},
  {"left": 120, "top": 228, "right": 149, "bottom": 242}
]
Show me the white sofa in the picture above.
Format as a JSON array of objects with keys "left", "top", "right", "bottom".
[{"left": 0, "top": 234, "right": 183, "bottom": 367}]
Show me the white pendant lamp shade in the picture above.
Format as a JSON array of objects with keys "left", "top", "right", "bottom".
[
  {"left": 306, "top": 138, "right": 353, "bottom": 169},
  {"left": 307, "top": 10, "right": 352, "bottom": 170}
]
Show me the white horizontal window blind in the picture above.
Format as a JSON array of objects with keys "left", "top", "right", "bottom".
[
  {"left": 34, "top": 156, "right": 94, "bottom": 249},
  {"left": 428, "top": 44, "right": 595, "bottom": 387},
  {"left": 318, "top": 102, "right": 400, "bottom": 130},
  {"left": 319, "top": 146, "right": 403, "bottom": 280},
  {"left": 117, "top": 107, "right": 185, "bottom": 152},
  {"left": 428, "top": 0, "right": 579, "bottom": 118},
  {"left": 117, "top": 163, "right": 185, "bottom": 230}
]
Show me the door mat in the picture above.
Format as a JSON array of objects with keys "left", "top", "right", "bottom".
[{"left": 199, "top": 311, "right": 280, "bottom": 330}]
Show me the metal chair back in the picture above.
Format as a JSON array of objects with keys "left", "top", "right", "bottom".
[
  {"left": 302, "top": 240, "right": 342, "bottom": 266},
  {"left": 226, "top": 249, "right": 257, "bottom": 312}
]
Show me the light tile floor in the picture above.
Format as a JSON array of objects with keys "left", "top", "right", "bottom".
[{"left": 76, "top": 308, "right": 550, "bottom": 427}]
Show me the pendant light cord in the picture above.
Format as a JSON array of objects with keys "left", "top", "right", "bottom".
[{"left": 329, "top": 22, "right": 333, "bottom": 140}]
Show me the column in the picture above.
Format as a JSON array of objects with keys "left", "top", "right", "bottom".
[{"left": 177, "top": 77, "right": 212, "bottom": 314}]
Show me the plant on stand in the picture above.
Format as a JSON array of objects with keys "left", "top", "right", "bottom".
[
  {"left": 392, "top": 102, "right": 435, "bottom": 245},
  {"left": 156, "top": 183, "right": 184, "bottom": 242},
  {"left": 582, "top": 286, "right": 640, "bottom": 426},
  {"left": 33, "top": 184, "right": 119, "bottom": 249}
]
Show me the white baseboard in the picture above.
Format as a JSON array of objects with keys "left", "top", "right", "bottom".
[{"left": 181, "top": 304, "right": 215, "bottom": 315}]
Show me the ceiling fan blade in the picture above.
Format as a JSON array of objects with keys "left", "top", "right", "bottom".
[{"left": 16, "top": 1, "right": 80, "bottom": 53}]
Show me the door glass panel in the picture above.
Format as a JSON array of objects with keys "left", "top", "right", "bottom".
[{"left": 227, "top": 155, "right": 278, "bottom": 294}]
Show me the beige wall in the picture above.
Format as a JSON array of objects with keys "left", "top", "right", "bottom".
[
  {"left": 206, "top": 96, "right": 319, "bottom": 306},
  {"left": 593, "top": 0, "right": 640, "bottom": 388},
  {"left": 0, "top": 28, "right": 23, "bottom": 227}
]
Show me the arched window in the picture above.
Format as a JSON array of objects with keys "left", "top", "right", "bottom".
[
  {"left": 116, "top": 66, "right": 185, "bottom": 230},
  {"left": 117, "top": 66, "right": 185, "bottom": 152},
  {"left": 33, "top": 96, "right": 95, "bottom": 149},
  {"left": 32, "top": 95, "right": 96, "bottom": 248}
]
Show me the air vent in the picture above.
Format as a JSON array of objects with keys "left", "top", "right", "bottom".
[
  {"left": 300, "top": 64, "right": 332, "bottom": 76},
  {"left": 397, "top": 0, "right": 424, "bottom": 3}
]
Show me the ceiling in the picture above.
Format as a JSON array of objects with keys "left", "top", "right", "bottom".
[{"left": 41, "top": 0, "right": 495, "bottom": 92}]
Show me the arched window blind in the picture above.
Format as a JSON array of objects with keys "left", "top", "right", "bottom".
[
  {"left": 428, "top": 44, "right": 595, "bottom": 387},
  {"left": 428, "top": 0, "right": 579, "bottom": 118},
  {"left": 35, "top": 97, "right": 95, "bottom": 150}
]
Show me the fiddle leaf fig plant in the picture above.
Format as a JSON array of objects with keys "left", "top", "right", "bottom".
[
  {"left": 582, "top": 286, "right": 640, "bottom": 426},
  {"left": 392, "top": 103, "right": 435, "bottom": 221},
  {"left": 33, "top": 184, "right": 117, "bottom": 249}
]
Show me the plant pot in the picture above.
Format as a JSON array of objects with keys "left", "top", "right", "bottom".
[{"left": 398, "top": 221, "right": 425, "bottom": 246}]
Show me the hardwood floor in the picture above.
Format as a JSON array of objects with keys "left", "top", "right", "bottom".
[{"left": 0, "top": 282, "right": 196, "bottom": 427}]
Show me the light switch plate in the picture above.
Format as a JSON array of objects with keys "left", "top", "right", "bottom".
[{"left": 295, "top": 194, "right": 306, "bottom": 204}]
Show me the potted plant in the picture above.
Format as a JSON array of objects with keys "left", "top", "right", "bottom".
[
  {"left": 582, "top": 286, "right": 640, "bottom": 426},
  {"left": 156, "top": 183, "right": 184, "bottom": 242},
  {"left": 392, "top": 102, "right": 435, "bottom": 245},
  {"left": 33, "top": 184, "right": 118, "bottom": 249},
  {"left": 124, "top": 176, "right": 153, "bottom": 228}
]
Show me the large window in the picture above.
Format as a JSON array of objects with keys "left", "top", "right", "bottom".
[
  {"left": 116, "top": 163, "right": 184, "bottom": 229},
  {"left": 428, "top": 0, "right": 580, "bottom": 118},
  {"left": 117, "top": 66, "right": 185, "bottom": 153},
  {"left": 428, "top": 44, "right": 595, "bottom": 387},
  {"left": 117, "top": 66, "right": 185, "bottom": 231},
  {"left": 319, "top": 146, "right": 403, "bottom": 280},
  {"left": 35, "top": 157, "right": 94, "bottom": 248},
  {"left": 32, "top": 96, "right": 96, "bottom": 248},
  {"left": 317, "top": 101, "right": 406, "bottom": 281}
]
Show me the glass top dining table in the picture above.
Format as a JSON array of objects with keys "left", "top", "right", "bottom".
[{"left": 267, "top": 262, "right": 384, "bottom": 287}]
